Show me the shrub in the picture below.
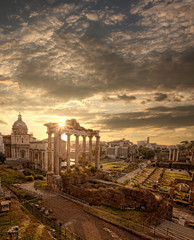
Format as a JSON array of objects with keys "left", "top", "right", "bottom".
[
  {"left": 25, "top": 175, "right": 34, "bottom": 181},
  {"left": 23, "top": 169, "right": 34, "bottom": 176},
  {"left": 133, "top": 182, "right": 140, "bottom": 188},
  {"left": 74, "top": 166, "right": 80, "bottom": 172},
  {"left": 34, "top": 174, "right": 44, "bottom": 180},
  {"left": 124, "top": 180, "right": 129, "bottom": 185},
  {"left": 0, "top": 152, "right": 6, "bottom": 164},
  {"left": 89, "top": 166, "right": 97, "bottom": 173}
]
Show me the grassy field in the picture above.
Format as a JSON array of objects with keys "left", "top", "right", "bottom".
[
  {"left": 159, "top": 172, "right": 191, "bottom": 192},
  {"left": 102, "top": 162, "right": 129, "bottom": 172},
  {"left": 0, "top": 168, "right": 26, "bottom": 186},
  {"left": 0, "top": 197, "right": 53, "bottom": 240},
  {"left": 98, "top": 205, "right": 151, "bottom": 225}
]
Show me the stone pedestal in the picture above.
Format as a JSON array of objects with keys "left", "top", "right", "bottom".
[{"left": 46, "top": 172, "right": 62, "bottom": 191}]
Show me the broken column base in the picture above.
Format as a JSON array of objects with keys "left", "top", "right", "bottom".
[{"left": 46, "top": 172, "right": 62, "bottom": 191}]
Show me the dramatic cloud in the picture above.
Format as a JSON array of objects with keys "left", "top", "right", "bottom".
[
  {"left": 0, "top": 120, "right": 7, "bottom": 125},
  {"left": 0, "top": 0, "right": 193, "bottom": 144},
  {"left": 154, "top": 93, "right": 168, "bottom": 102},
  {"left": 118, "top": 95, "right": 136, "bottom": 102},
  {"left": 99, "top": 105, "right": 194, "bottom": 130}
]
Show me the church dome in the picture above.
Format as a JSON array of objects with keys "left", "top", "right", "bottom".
[{"left": 12, "top": 113, "right": 28, "bottom": 134}]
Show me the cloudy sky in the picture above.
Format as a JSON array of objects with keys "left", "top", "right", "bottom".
[{"left": 0, "top": 0, "right": 194, "bottom": 144}]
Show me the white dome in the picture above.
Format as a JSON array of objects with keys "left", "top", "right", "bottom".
[{"left": 12, "top": 113, "right": 28, "bottom": 134}]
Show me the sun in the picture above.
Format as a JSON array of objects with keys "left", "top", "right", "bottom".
[{"left": 59, "top": 122, "right": 65, "bottom": 127}]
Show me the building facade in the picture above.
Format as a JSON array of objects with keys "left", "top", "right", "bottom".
[
  {"left": 3, "top": 113, "right": 48, "bottom": 172},
  {"left": 0, "top": 133, "right": 4, "bottom": 154}
]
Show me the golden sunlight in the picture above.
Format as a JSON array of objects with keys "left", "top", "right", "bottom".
[
  {"left": 59, "top": 122, "right": 65, "bottom": 127},
  {"left": 61, "top": 133, "right": 67, "bottom": 141}
]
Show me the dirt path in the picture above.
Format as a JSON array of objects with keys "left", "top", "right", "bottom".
[
  {"left": 20, "top": 182, "right": 140, "bottom": 240},
  {"left": 41, "top": 192, "right": 140, "bottom": 240}
]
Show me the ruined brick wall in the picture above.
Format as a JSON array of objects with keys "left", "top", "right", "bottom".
[{"left": 61, "top": 175, "right": 172, "bottom": 222}]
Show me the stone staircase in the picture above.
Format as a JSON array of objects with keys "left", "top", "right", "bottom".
[
  {"left": 143, "top": 168, "right": 163, "bottom": 188},
  {"left": 132, "top": 167, "right": 155, "bottom": 185},
  {"left": 155, "top": 220, "right": 194, "bottom": 240}
]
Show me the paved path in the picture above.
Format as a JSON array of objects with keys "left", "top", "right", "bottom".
[
  {"left": 117, "top": 162, "right": 148, "bottom": 183},
  {"left": 173, "top": 208, "right": 194, "bottom": 222},
  {"left": 19, "top": 182, "right": 140, "bottom": 240},
  {"left": 101, "top": 160, "right": 125, "bottom": 165},
  {"left": 156, "top": 220, "right": 194, "bottom": 240}
]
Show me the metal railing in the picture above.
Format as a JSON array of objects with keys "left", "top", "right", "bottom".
[
  {"left": 84, "top": 207, "right": 172, "bottom": 240},
  {"left": 23, "top": 200, "right": 84, "bottom": 240}
]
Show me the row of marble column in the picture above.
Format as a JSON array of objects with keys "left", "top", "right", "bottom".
[
  {"left": 29, "top": 150, "right": 45, "bottom": 171},
  {"left": 169, "top": 149, "right": 179, "bottom": 161},
  {"left": 47, "top": 132, "right": 100, "bottom": 175}
]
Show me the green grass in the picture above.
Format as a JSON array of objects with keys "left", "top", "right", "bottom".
[
  {"left": 0, "top": 198, "right": 53, "bottom": 240},
  {"left": 159, "top": 172, "right": 191, "bottom": 192},
  {"left": 34, "top": 181, "right": 47, "bottom": 190},
  {"left": 0, "top": 168, "right": 26, "bottom": 187},
  {"left": 98, "top": 205, "right": 151, "bottom": 225},
  {"left": 102, "top": 162, "right": 128, "bottom": 171}
]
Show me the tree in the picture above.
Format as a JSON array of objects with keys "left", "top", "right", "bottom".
[
  {"left": 141, "top": 147, "right": 155, "bottom": 159},
  {"left": 177, "top": 144, "right": 185, "bottom": 150},
  {"left": 0, "top": 152, "right": 6, "bottom": 164},
  {"left": 154, "top": 148, "right": 161, "bottom": 154}
]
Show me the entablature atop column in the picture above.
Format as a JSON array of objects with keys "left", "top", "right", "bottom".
[{"left": 44, "top": 120, "right": 99, "bottom": 137}]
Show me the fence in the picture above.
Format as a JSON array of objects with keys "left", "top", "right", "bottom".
[
  {"left": 23, "top": 200, "right": 83, "bottom": 240},
  {"left": 84, "top": 207, "right": 172, "bottom": 240}
]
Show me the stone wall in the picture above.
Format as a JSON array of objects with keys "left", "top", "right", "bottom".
[{"left": 61, "top": 174, "right": 172, "bottom": 223}]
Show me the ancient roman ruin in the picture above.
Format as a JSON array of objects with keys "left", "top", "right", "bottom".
[
  {"left": 44, "top": 119, "right": 100, "bottom": 190},
  {"left": 169, "top": 146, "right": 179, "bottom": 161}
]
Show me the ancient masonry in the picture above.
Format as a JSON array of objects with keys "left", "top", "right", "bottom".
[
  {"left": 169, "top": 147, "right": 179, "bottom": 161},
  {"left": 44, "top": 119, "right": 100, "bottom": 190}
]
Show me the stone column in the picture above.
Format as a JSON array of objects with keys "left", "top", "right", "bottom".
[
  {"left": 169, "top": 149, "right": 171, "bottom": 161},
  {"left": 82, "top": 136, "right": 86, "bottom": 168},
  {"left": 48, "top": 131, "right": 52, "bottom": 171},
  {"left": 176, "top": 148, "right": 179, "bottom": 162},
  {"left": 41, "top": 152, "right": 44, "bottom": 171},
  {"left": 172, "top": 149, "right": 175, "bottom": 162},
  {"left": 88, "top": 136, "right": 93, "bottom": 166},
  {"left": 75, "top": 135, "right": 79, "bottom": 167},
  {"left": 37, "top": 152, "right": 40, "bottom": 169},
  {"left": 61, "top": 140, "right": 66, "bottom": 160},
  {"left": 54, "top": 132, "right": 60, "bottom": 175},
  {"left": 95, "top": 136, "right": 100, "bottom": 169},
  {"left": 59, "top": 135, "right": 62, "bottom": 172},
  {"left": 66, "top": 134, "right": 71, "bottom": 170}
]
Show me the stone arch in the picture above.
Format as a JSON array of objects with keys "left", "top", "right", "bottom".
[{"left": 173, "top": 183, "right": 191, "bottom": 204}]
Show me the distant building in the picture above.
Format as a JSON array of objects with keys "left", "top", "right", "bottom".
[
  {"left": 0, "top": 133, "right": 4, "bottom": 153},
  {"left": 106, "top": 138, "right": 135, "bottom": 159}
]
